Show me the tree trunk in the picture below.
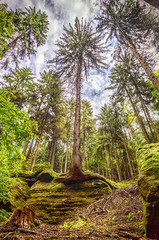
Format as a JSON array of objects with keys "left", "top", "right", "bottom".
[
  {"left": 142, "top": 0, "right": 159, "bottom": 9},
  {"left": 22, "top": 139, "right": 30, "bottom": 156},
  {"left": 30, "top": 134, "right": 43, "bottom": 171},
  {"left": 69, "top": 59, "right": 84, "bottom": 179},
  {"left": 118, "top": 24, "right": 159, "bottom": 91},
  {"left": 125, "top": 87, "right": 151, "bottom": 144},
  {"left": 123, "top": 135, "right": 134, "bottom": 179},
  {"left": 114, "top": 143, "right": 122, "bottom": 182},
  {"left": 82, "top": 126, "right": 86, "bottom": 169},
  {"left": 26, "top": 138, "right": 35, "bottom": 161},
  {"left": 109, "top": 146, "right": 114, "bottom": 181},
  {"left": 50, "top": 140, "right": 56, "bottom": 170},
  {"left": 128, "top": 125, "right": 134, "bottom": 142}
]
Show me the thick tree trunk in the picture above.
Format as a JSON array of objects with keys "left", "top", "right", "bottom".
[
  {"left": 118, "top": 25, "right": 159, "bottom": 91},
  {"left": 125, "top": 87, "right": 151, "bottom": 144},
  {"left": 69, "top": 59, "right": 84, "bottom": 179}
]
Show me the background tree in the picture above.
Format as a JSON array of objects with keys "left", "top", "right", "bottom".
[
  {"left": 0, "top": 6, "right": 49, "bottom": 69},
  {"left": 97, "top": 0, "right": 159, "bottom": 91}
]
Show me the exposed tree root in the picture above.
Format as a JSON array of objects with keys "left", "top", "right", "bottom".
[
  {"left": 55, "top": 172, "right": 117, "bottom": 190},
  {"left": 115, "top": 230, "right": 151, "bottom": 240}
]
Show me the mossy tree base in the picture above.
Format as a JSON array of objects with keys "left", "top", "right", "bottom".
[{"left": 55, "top": 172, "right": 116, "bottom": 190}]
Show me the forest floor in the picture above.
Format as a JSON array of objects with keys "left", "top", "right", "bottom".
[{"left": 0, "top": 183, "right": 146, "bottom": 240}]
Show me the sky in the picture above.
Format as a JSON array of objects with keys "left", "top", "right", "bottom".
[{"left": 1, "top": 0, "right": 114, "bottom": 116}]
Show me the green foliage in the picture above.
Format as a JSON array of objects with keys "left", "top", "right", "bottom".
[
  {"left": 0, "top": 89, "right": 37, "bottom": 202},
  {"left": 0, "top": 209, "right": 12, "bottom": 222},
  {"left": 61, "top": 216, "right": 88, "bottom": 229},
  {"left": 56, "top": 17, "right": 105, "bottom": 82},
  {"left": 1, "top": 5, "right": 49, "bottom": 68},
  {"left": 0, "top": 4, "right": 14, "bottom": 58},
  {"left": 137, "top": 143, "right": 159, "bottom": 174}
]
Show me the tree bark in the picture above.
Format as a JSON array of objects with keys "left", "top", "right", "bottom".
[
  {"left": 30, "top": 134, "right": 43, "bottom": 171},
  {"left": 113, "top": 143, "right": 122, "bottom": 182},
  {"left": 50, "top": 139, "right": 56, "bottom": 170},
  {"left": 123, "top": 135, "right": 134, "bottom": 179},
  {"left": 118, "top": 24, "right": 159, "bottom": 91},
  {"left": 69, "top": 58, "right": 84, "bottom": 179}
]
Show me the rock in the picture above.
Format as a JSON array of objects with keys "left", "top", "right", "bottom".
[
  {"left": 36, "top": 170, "right": 55, "bottom": 182},
  {"left": 0, "top": 178, "right": 30, "bottom": 212},
  {"left": 26, "top": 178, "right": 112, "bottom": 224},
  {"left": 137, "top": 143, "right": 159, "bottom": 239}
]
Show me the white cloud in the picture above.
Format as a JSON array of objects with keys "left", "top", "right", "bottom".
[{"left": 1, "top": 0, "right": 112, "bottom": 114}]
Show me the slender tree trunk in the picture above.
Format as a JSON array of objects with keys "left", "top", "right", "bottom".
[
  {"left": 142, "top": 0, "right": 159, "bottom": 9},
  {"left": 123, "top": 135, "right": 134, "bottom": 179},
  {"left": 118, "top": 25, "right": 159, "bottom": 91},
  {"left": 128, "top": 125, "right": 134, "bottom": 142},
  {"left": 125, "top": 87, "right": 151, "bottom": 144},
  {"left": 64, "top": 142, "right": 69, "bottom": 173},
  {"left": 112, "top": 140, "right": 122, "bottom": 182},
  {"left": 50, "top": 140, "right": 56, "bottom": 170},
  {"left": 108, "top": 146, "right": 114, "bottom": 180},
  {"left": 82, "top": 127, "right": 86, "bottom": 169},
  {"left": 26, "top": 138, "right": 35, "bottom": 160},
  {"left": 30, "top": 134, "right": 43, "bottom": 171},
  {"left": 22, "top": 139, "right": 30, "bottom": 156},
  {"left": 104, "top": 148, "right": 108, "bottom": 178},
  {"left": 48, "top": 141, "right": 54, "bottom": 164}
]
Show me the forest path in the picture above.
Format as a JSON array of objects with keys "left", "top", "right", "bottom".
[{"left": 0, "top": 183, "right": 146, "bottom": 240}]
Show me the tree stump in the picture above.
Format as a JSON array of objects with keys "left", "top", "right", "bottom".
[{"left": 3, "top": 205, "right": 35, "bottom": 229}]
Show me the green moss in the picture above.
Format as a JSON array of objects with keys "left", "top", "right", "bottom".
[
  {"left": 9, "top": 178, "right": 30, "bottom": 210},
  {"left": 26, "top": 178, "right": 111, "bottom": 224}
]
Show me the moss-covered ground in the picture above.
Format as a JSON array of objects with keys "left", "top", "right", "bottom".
[{"left": 0, "top": 181, "right": 145, "bottom": 240}]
